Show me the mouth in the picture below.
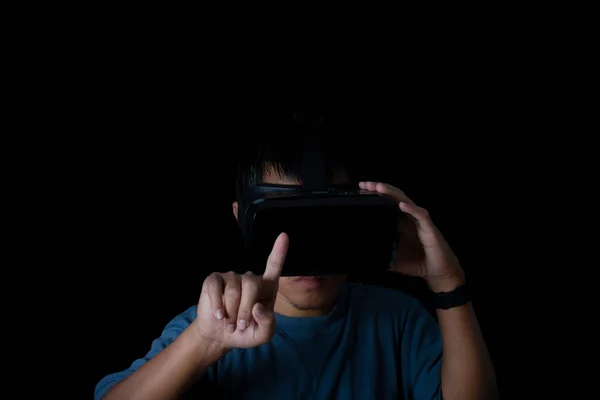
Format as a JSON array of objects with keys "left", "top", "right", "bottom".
[{"left": 293, "top": 276, "right": 328, "bottom": 288}]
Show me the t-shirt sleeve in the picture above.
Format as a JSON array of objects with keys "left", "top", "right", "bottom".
[
  {"left": 94, "top": 306, "right": 197, "bottom": 400},
  {"left": 401, "top": 300, "right": 443, "bottom": 400}
]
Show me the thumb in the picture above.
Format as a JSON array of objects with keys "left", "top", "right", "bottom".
[{"left": 252, "top": 302, "right": 275, "bottom": 328}]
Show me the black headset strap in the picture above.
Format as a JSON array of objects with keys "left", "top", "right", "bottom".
[
  {"left": 300, "top": 133, "right": 328, "bottom": 191},
  {"left": 238, "top": 114, "right": 338, "bottom": 232},
  {"left": 296, "top": 114, "right": 328, "bottom": 192}
]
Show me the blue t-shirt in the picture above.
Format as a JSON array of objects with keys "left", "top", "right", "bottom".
[{"left": 95, "top": 282, "right": 442, "bottom": 399}]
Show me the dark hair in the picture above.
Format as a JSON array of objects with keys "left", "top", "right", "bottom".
[{"left": 236, "top": 133, "right": 355, "bottom": 201}]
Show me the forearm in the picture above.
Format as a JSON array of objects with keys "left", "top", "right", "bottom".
[
  {"left": 429, "top": 278, "right": 499, "bottom": 400},
  {"left": 104, "top": 326, "right": 227, "bottom": 400}
]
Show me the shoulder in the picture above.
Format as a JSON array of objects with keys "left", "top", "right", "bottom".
[{"left": 94, "top": 305, "right": 198, "bottom": 400}]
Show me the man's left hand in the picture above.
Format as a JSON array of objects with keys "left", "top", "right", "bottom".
[{"left": 359, "top": 181, "right": 466, "bottom": 293}]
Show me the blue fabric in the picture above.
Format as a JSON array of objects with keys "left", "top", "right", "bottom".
[{"left": 95, "top": 282, "right": 442, "bottom": 399}]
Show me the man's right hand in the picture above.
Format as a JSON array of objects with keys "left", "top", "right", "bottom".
[{"left": 195, "top": 232, "right": 289, "bottom": 351}]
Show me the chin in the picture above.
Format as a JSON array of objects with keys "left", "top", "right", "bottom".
[{"left": 279, "top": 275, "right": 346, "bottom": 309}]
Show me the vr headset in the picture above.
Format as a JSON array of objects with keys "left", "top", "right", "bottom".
[{"left": 236, "top": 114, "right": 399, "bottom": 276}]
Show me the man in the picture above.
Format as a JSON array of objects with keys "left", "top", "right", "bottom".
[{"left": 95, "top": 137, "right": 499, "bottom": 399}]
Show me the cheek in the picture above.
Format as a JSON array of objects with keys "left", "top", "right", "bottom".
[{"left": 277, "top": 278, "right": 295, "bottom": 292}]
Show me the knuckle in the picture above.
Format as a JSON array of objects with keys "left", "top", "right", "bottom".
[
  {"left": 205, "top": 272, "right": 218, "bottom": 282},
  {"left": 207, "top": 280, "right": 219, "bottom": 292},
  {"left": 203, "top": 274, "right": 218, "bottom": 290},
  {"left": 223, "top": 271, "right": 242, "bottom": 284},
  {"left": 244, "top": 272, "right": 260, "bottom": 285}
]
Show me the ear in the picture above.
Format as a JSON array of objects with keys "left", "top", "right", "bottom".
[{"left": 232, "top": 201, "right": 238, "bottom": 221}]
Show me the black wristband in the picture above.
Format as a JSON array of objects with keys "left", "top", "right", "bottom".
[{"left": 431, "top": 283, "right": 470, "bottom": 310}]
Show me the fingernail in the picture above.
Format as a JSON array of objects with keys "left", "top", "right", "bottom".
[
  {"left": 215, "top": 310, "right": 223, "bottom": 320},
  {"left": 226, "top": 324, "right": 235, "bottom": 333},
  {"left": 238, "top": 319, "right": 248, "bottom": 330}
]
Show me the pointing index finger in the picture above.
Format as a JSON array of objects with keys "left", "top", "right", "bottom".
[{"left": 262, "top": 232, "right": 289, "bottom": 283}]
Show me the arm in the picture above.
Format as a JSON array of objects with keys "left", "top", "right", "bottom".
[
  {"left": 429, "top": 277, "right": 499, "bottom": 400},
  {"left": 96, "top": 236, "right": 288, "bottom": 400},
  {"left": 103, "top": 325, "right": 226, "bottom": 400},
  {"left": 94, "top": 307, "right": 226, "bottom": 400},
  {"left": 358, "top": 181, "right": 499, "bottom": 399}
]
